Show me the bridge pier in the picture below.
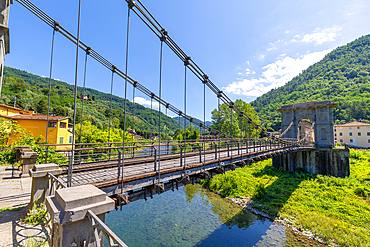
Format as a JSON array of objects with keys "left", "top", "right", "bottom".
[{"left": 272, "top": 148, "right": 350, "bottom": 177}]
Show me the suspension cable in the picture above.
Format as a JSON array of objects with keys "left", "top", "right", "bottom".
[
  {"left": 184, "top": 57, "right": 187, "bottom": 163},
  {"left": 69, "top": 0, "right": 82, "bottom": 187},
  {"left": 132, "top": 81, "right": 135, "bottom": 154},
  {"left": 123, "top": 0, "right": 289, "bottom": 142},
  {"left": 121, "top": 5, "right": 131, "bottom": 194},
  {"left": 108, "top": 69, "right": 115, "bottom": 144},
  {"left": 157, "top": 39, "right": 164, "bottom": 189},
  {"left": 79, "top": 47, "right": 91, "bottom": 144},
  {"left": 45, "top": 22, "right": 57, "bottom": 163},
  {"left": 150, "top": 95, "right": 153, "bottom": 140},
  {"left": 203, "top": 80, "right": 206, "bottom": 172},
  {"left": 15, "top": 0, "right": 232, "bottom": 139},
  {"left": 218, "top": 94, "right": 221, "bottom": 151}
]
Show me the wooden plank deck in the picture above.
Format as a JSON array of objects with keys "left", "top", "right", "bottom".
[{"left": 59, "top": 145, "right": 313, "bottom": 195}]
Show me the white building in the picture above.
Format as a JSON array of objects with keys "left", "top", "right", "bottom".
[{"left": 334, "top": 121, "right": 370, "bottom": 148}]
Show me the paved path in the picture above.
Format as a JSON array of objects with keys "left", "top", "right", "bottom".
[
  {"left": 0, "top": 166, "right": 32, "bottom": 209},
  {"left": 0, "top": 166, "right": 49, "bottom": 246},
  {"left": 0, "top": 208, "right": 49, "bottom": 247}
]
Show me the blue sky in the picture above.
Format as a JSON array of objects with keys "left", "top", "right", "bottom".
[{"left": 6, "top": 0, "right": 370, "bottom": 121}]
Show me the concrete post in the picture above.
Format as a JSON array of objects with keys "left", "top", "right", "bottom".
[
  {"left": 45, "top": 185, "right": 115, "bottom": 247},
  {"left": 15, "top": 146, "right": 39, "bottom": 177},
  {"left": 29, "top": 163, "right": 62, "bottom": 206}
]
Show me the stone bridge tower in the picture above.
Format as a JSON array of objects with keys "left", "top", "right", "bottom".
[
  {"left": 278, "top": 101, "right": 337, "bottom": 148},
  {"left": 0, "top": 0, "right": 11, "bottom": 94}
]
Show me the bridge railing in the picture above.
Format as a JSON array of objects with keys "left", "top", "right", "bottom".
[
  {"left": 41, "top": 139, "right": 234, "bottom": 166},
  {"left": 85, "top": 210, "right": 128, "bottom": 247},
  {"left": 41, "top": 138, "right": 314, "bottom": 185}
]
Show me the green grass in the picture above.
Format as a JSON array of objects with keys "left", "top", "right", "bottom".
[
  {"left": 0, "top": 206, "right": 25, "bottom": 212},
  {"left": 201, "top": 149, "right": 370, "bottom": 246}
]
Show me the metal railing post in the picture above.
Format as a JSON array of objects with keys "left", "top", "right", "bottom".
[
  {"left": 215, "top": 144, "right": 217, "bottom": 160},
  {"left": 67, "top": 151, "right": 72, "bottom": 187},
  {"left": 237, "top": 142, "right": 240, "bottom": 155},
  {"left": 117, "top": 150, "right": 121, "bottom": 178},
  {"left": 154, "top": 147, "right": 157, "bottom": 172},
  {"left": 180, "top": 146, "right": 183, "bottom": 167},
  {"left": 199, "top": 145, "right": 202, "bottom": 163},
  {"left": 45, "top": 146, "right": 49, "bottom": 163}
]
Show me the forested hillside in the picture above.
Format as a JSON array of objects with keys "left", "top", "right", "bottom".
[
  {"left": 251, "top": 34, "right": 370, "bottom": 131},
  {"left": 1, "top": 67, "right": 179, "bottom": 137}
]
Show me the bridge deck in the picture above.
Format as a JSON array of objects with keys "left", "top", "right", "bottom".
[{"left": 59, "top": 145, "right": 314, "bottom": 197}]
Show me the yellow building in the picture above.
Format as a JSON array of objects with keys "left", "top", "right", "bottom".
[
  {"left": 0, "top": 103, "right": 73, "bottom": 149},
  {"left": 334, "top": 121, "right": 370, "bottom": 148}
]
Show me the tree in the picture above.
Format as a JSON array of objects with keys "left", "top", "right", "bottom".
[
  {"left": 173, "top": 125, "right": 200, "bottom": 140},
  {"left": 36, "top": 99, "right": 48, "bottom": 115},
  {"left": 211, "top": 99, "right": 260, "bottom": 138},
  {"left": 53, "top": 105, "right": 69, "bottom": 116}
]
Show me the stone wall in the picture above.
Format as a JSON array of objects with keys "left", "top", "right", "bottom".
[{"left": 272, "top": 148, "right": 350, "bottom": 177}]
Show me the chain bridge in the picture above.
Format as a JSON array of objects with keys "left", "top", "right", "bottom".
[{"left": 2, "top": 0, "right": 350, "bottom": 246}]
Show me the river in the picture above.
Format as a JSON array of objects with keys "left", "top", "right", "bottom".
[{"left": 105, "top": 184, "right": 322, "bottom": 247}]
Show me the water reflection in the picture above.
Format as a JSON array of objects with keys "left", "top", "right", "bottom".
[{"left": 106, "top": 184, "right": 321, "bottom": 247}]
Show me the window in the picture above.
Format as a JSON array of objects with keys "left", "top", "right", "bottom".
[
  {"left": 367, "top": 127, "right": 370, "bottom": 129},
  {"left": 340, "top": 133, "right": 342, "bottom": 136},
  {"left": 368, "top": 139, "right": 370, "bottom": 143},
  {"left": 350, "top": 139, "right": 353, "bottom": 143},
  {"left": 367, "top": 132, "right": 370, "bottom": 136},
  {"left": 69, "top": 136, "right": 73, "bottom": 144},
  {"left": 358, "top": 132, "right": 361, "bottom": 136},
  {"left": 349, "top": 132, "right": 352, "bottom": 136},
  {"left": 340, "top": 139, "right": 343, "bottom": 142},
  {"left": 59, "top": 137, "right": 64, "bottom": 144},
  {"left": 349, "top": 127, "right": 352, "bottom": 129},
  {"left": 60, "top": 122, "right": 66, "bottom": 128},
  {"left": 357, "top": 127, "right": 360, "bottom": 129},
  {"left": 48, "top": 122, "right": 57, "bottom": 128},
  {"left": 339, "top": 127, "right": 342, "bottom": 129}
]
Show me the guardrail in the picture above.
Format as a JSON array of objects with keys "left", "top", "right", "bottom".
[{"left": 86, "top": 209, "right": 128, "bottom": 247}]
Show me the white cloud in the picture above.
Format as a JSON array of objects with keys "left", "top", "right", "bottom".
[
  {"left": 225, "top": 49, "right": 332, "bottom": 97},
  {"left": 237, "top": 72, "right": 243, "bottom": 75},
  {"left": 258, "top": 54, "right": 265, "bottom": 60},
  {"left": 267, "top": 47, "right": 277, "bottom": 51},
  {"left": 133, "top": 96, "right": 160, "bottom": 109},
  {"left": 301, "top": 27, "right": 342, "bottom": 45},
  {"left": 133, "top": 96, "right": 177, "bottom": 117}
]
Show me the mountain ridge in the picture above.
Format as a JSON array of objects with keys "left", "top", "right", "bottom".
[{"left": 250, "top": 34, "right": 370, "bottom": 131}]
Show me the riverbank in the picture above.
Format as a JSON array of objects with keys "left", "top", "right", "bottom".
[{"left": 200, "top": 149, "right": 370, "bottom": 247}]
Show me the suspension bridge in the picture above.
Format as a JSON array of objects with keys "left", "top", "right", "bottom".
[{"left": 3, "top": 0, "right": 350, "bottom": 246}]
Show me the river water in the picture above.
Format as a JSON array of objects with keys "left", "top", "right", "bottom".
[{"left": 105, "top": 184, "right": 321, "bottom": 247}]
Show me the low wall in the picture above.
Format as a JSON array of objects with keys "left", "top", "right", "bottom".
[{"left": 272, "top": 148, "right": 350, "bottom": 177}]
